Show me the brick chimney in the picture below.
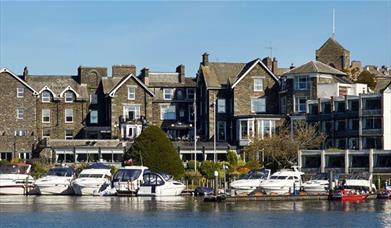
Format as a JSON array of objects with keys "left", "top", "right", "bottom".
[
  {"left": 112, "top": 65, "right": 136, "bottom": 77},
  {"left": 176, "top": 64, "right": 185, "bottom": 84},
  {"left": 202, "top": 52, "right": 209, "bottom": 66},
  {"left": 272, "top": 57, "right": 278, "bottom": 74},
  {"left": 141, "top": 67, "right": 150, "bottom": 85},
  {"left": 290, "top": 63, "right": 295, "bottom": 70},
  {"left": 262, "top": 57, "right": 273, "bottom": 71}
]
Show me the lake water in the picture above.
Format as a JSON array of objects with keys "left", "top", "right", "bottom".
[{"left": 0, "top": 196, "right": 390, "bottom": 227}]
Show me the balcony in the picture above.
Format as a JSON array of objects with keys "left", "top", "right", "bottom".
[
  {"left": 119, "top": 115, "right": 145, "bottom": 124},
  {"left": 361, "top": 128, "right": 382, "bottom": 136},
  {"left": 361, "top": 109, "right": 382, "bottom": 116}
]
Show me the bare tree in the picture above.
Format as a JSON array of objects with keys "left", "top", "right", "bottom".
[{"left": 245, "top": 121, "right": 326, "bottom": 170}]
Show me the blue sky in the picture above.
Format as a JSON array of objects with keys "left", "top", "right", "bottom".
[{"left": 0, "top": 1, "right": 390, "bottom": 76}]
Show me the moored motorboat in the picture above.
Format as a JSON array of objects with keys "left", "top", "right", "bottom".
[
  {"left": 302, "top": 173, "right": 333, "bottom": 194},
  {"left": 0, "top": 163, "right": 35, "bottom": 195},
  {"left": 137, "top": 172, "right": 186, "bottom": 196},
  {"left": 112, "top": 166, "right": 150, "bottom": 196},
  {"left": 331, "top": 189, "right": 369, "bottom": 201},
  {"left": 71, "top": 164, "right": 112, "bottom": 196},
  {"left": 229, "top": 169, "right": 271, "bottom": 195},
  {"left": 377, "top": 186, "right": 391, "bottom": 199},
  {"left": 342, "top": 173, "right": 376, "bottom": 193},
  {"left": 259, "top": 166, "right": 304, "bottom": 195},
  {"left": 35, "top": 167, "right": 75, "bottom": 195}
]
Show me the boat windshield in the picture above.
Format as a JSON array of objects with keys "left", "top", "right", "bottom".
[
  {"left": 241, "top": 170, "right": 269, "bottom": 180},
  {"left": 79, "top": 174, "right": 104, "bottom": 178},
  {"left": 312, "top": 173, "right": 329, "bottom": 180},
  {"left": 270, "top": 176, "right": 287, "bottom": 180},
  {"left": 47, "top": 168, "right": 74, "bottom": 177},
  {"left": 347, "top": 173, "right": 370, "bottom": 180},
  {"left": 113, "top": 169, "right": 142, "bottom": 182},
  {"left": 0, "top": 165, "right": 29, "bottom": 174}
]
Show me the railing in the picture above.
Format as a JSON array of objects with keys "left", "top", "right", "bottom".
[{"left": 361, "top": 109, "right": 382, "bottom": 116}]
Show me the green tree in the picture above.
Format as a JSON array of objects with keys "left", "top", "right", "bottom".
[
  {"left": 124, "top": 126, "right": 185, "bottom": 179},
  {"left": 356, "top": 70, "right": 376, "bottom": 90}
]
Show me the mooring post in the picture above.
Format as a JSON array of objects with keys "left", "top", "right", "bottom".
[
  {"left": 328, "top": 170, "right": 334, "bottom": 197},
  {"left": 214, "top": 170, "right": 219, "bottom": 196}
]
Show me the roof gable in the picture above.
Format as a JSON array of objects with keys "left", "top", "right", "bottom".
[
  {"left": 0, "top": 68, "right": 38, "bottom": 94},
  {"left": 38, "top": 86, "right": 57, "bottom": 97},
  {"left": 284, "top": 61, "right": 347, "bottom": 76},
  {"left": 231, "top": 59, "right": 279, "bottom": 89},
  {"left": 108, "top": 73, "right": 155, "bottom": 97},
  {"left": 317, "top": 37, "right": 348, "bottom": 53},
  {"left": 59, "top": 86, "right": 81, "bottom": 98}
]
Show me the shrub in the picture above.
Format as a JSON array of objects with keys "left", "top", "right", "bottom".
[
  {"left": 186, "top": 160, "right": 201, "bottom": 170},
  {"left": 124, "top": 126, "right": 185, "bottom": 179}
]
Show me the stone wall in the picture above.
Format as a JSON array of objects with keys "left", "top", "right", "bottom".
[{"left": 0, "top": 71, "right": 37, "bottom": 154}]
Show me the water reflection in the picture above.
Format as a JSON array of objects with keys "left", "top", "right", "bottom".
[
  {"left": 1, "top": 196, "right": 391, "bottom": 227},
  {"left": 1, "top": 195, "right": 390, "bottom": 214}
]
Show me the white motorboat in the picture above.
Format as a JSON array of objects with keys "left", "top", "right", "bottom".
[
  {"left": 137, "top": 172, "right": 186, "bottom": 196},
  {"left": 0, "top": 163, "right": 35, "bottom": 195},
  {"left": 342, "top": 172, "right": 376, "bottom": 192},
  {"left": 259, "top": 166, "right": 304, "bottom": 195},
  {"left": 229, "top": 169, "right": 271, "bottom": 195},
  {"left": 72, "top": 168, "right": 112, "bottom": 196},
  {"left": 35, "top": 167, "right": 75, "bottom": 195},
  {"left": 302, "top": 173, "right": 331, "bottom": 194},
  {"left": 112, "top": 166, "right": 150, "bottom": 196}
]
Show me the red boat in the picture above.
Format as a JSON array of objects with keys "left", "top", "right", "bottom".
[{"left": 331, "top": 189, "right": 369, "bottom": 201}]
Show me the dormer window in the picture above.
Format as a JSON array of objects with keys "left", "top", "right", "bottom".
[
  {"left": 65, "top": 91, "right": 75, "bottom": 103},
  {"left": 42, "top": 91, "right": 52, "bottom": 103}
]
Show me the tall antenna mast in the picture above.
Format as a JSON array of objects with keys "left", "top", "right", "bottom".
[{"left": 332, "top": 8, "right": 336, "bottom": 40}]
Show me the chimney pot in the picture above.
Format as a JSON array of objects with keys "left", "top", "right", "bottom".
[{"left": 202, "top": 52, "right": 209, "bottom": 66}]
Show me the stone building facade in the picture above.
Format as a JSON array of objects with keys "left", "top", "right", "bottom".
[
  {"left": 316, "top": 37, "right": 350, "bottom": 71},
  {"left": 197, "top": 53, "right": 283, "bottom": 147}
]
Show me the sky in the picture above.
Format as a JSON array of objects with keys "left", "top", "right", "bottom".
[{"left": 0, "top": 1, "right": 390, "bottom": 76}]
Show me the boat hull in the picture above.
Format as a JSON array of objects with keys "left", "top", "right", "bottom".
[
  {"left": 37, "top": 185, "right": 74, "bottom": 195},
  {"left": 72, "top": 183, "right": 109, "bottom": 196},
  {"left": 0, "top": 185, "right": 34, "bottom": 195},
  {"left": 137, "top": 185, "right": 186, "bottom": 196}
]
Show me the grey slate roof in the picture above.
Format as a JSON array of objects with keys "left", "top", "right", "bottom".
[
  {"left": 200, "top": 62, "right": 246, "bottom": 88},
  {"left": 102, "top": 77, "right": 122, "bottom": 94},
  {"left": 148, "top": 73, "right": 196, "bottom": 87},
  {"left": 284, "top": 60, "right": 347, "bottom": 76},
  {"left": 375, "top": 78, "right": 391, "bottom": 93},
  {"left": 26, "top": 75, "right": 89, "bottom": 98}
]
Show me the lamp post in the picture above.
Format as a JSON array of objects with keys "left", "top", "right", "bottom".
[{"left": 194, "top": 90, "right": 197, "bottom": 172}]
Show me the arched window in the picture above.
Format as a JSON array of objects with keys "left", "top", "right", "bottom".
[
  {"left": 64, "top": 91, "right": 75, "bottom": 103},
  {"left": 42, "top": 91, "right": 52, "bottom": 103}
]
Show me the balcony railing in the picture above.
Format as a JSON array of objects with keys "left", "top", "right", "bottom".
[
  {"left": 361, "top": 128, "right": 382, "bottom": 136},
  {"left": 361, "top": 109, "right": 382, "bottom": 116}
]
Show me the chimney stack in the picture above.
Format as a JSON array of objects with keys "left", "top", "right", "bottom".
[
  {"left": 272, "top": 57, "right": 278, "bottom": 74},
  {"left": 262, "top": 57, "right": 273, "bottom": 72},
  {"left": 176, "top": 64, "right": 185, "bottom": 84},
  {"left": 202, "top": 52, "right": 209, "bottom": 66},
  {"left": 141, "top": 68, "right": 150, "bottom": 85},
  {"left": 290, "top": 63, "right": 295, "bottom": 70},
  {"left": 112, "top": 65, "right": 136, "bottom": 77},
  {"left": 22, "top": 66, "right": 29, "bottom": 80}
]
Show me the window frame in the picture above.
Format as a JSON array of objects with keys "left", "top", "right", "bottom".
[
  {"left": 251, "top": 97, "right": 266, "bottom": 113},
  {"left": 187, "top": 88, "right": 195, "bottom": 99},
  {"left": 65, "top": 109, "right": 74, "bottom": 123},
  {"left": 16, "top": 108, "right": 24, "bottom": 120},
  {"left": 295, "top": 96, "right": 307, "bottom": 113},
  {"left": 163, "top": 88, "right": 174, "bottom": 100},
  {"left": 17, "top": 87, "right": 24, "bottom": 98},
  {"left": 64, "top": 91, "right": 75, "bottom": 103},
  {"left": 42, "top": 129, "right": 50, "bottom": 139},
  {"left": 295, "top": 75, "right": 309, "bottom": 90},
  {"left": 217, "top": 99, "right": 226, "bottom": 113},
  {"left": 90, "top": 110, "right": 98, "bottom": 124},
  {"left": 41, "top": 91, "right": 51, "bottom": 103},
  {"left": 90, "top": 94, "right": 98, "bottom": 104},
  {"left": 160, "top": 104, "right": 176, "bottom": 120},
  {"left": 253, "top": 78, "right": 264, "bottom": 92},
  {"left": 42, "top": 109, "right": 50, "bottom": 123},
  {"left": 127, "top": 86, "right": 136, "bottom": 100},
  {"left": 65, "top": 129, "right": 73, "bottom": 140}
]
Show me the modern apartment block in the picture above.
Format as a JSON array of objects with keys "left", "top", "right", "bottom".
[{"left": 306, "top": 81, "right": 391, "bottom": 150}]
